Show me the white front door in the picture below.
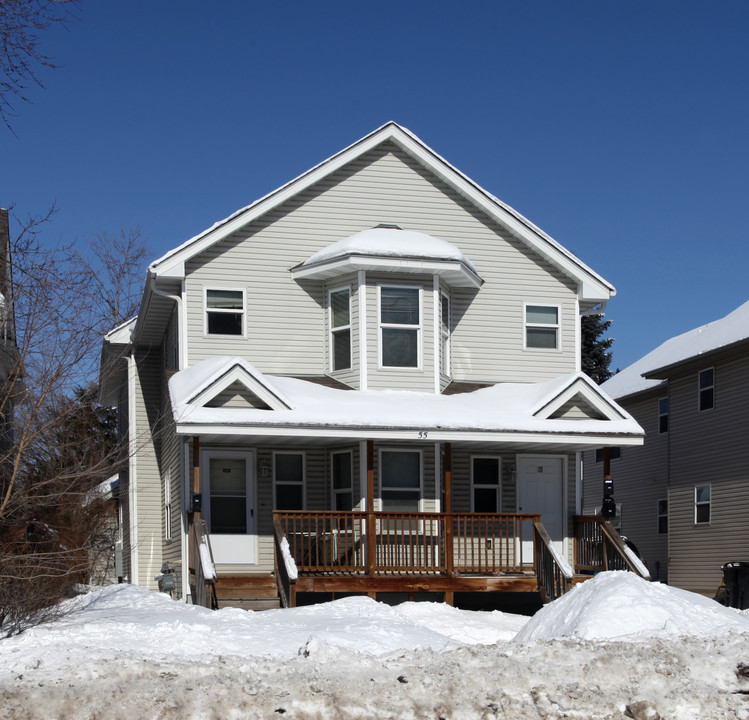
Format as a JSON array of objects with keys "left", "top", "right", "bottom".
[
  {"left": 516, "top": 455, "right": 564, "bottom": 561},
  {"left": 201, "top": 450, "right": 256, "bottom": 565}
]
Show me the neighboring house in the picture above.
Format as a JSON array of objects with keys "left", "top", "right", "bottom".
[
  {"left": 100, "top": 123, "right": 644, "bottom": 609},
  {"left": 583, "top": 300, "right": 749, "bottom": 595}
]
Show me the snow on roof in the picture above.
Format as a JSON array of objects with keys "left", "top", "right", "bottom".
[
  {"left": 169, "top": 357, "right": 642, "bottom": 438},
  {"left": 603, "top": 299, "right": 749, "bottom": 400},
  {"left": 300, "top": 227, "right": 478, "bottom": 272},
  {"left": 514, "top": 571, "right": 749, "bottom": 642}
]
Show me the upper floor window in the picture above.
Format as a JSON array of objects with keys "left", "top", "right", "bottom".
[
  {"left": 698, "top": 368, "right": 714, "bottom": 411},
  {"left": 379, "top": 286, "right": 421, "bottom": 368},
  {"left": 524, "top": 304, "right": 559, "bottom": 349},
  {"left": 694, "top": 484, "right": 710, "bottom": 524},
  {"left": 440, "top": 292, "right": 450, "bottom": 376},
  {"left": 471, "top": 456, "right": 501, "bottom": 513},
  {"left": 329, "top": 287, "right": 351, "bottom": 371},
  {"left": 205, "top": 288, "right": 245, "bottom": 336},
  {"left": 274, "top": 451, "right": 305, "bottom": 510},
  {"left": 658, "top": 397, "right": 669, "bottom": 433}
]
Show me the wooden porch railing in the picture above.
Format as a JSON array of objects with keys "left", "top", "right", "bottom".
[
  {"left": 188, "top": 517, "right": 218, "bottom": 609},
  {"left": 533, "top": 521, "right": 573, "bottom": 601},
  {"left": 573, "top": 515, "right": 649, "bottom": 577},
  {"left": 272, "top": 515, "right": 297, "bottom": 608},
  {"left": 274, "top": 511, "right": 542, "bottom": 577}
]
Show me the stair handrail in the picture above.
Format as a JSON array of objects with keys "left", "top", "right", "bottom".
[
  {"left": 573, "top": 515, "right": 649, "bottom": 578},
  {"left": 273, "top": 515, "right": 298, "bottom": 608},
  {"left": 190, "top": 517, "right": 218, "bottom": 609},
  {"left": 533, "top": 520, "right": 573, "bottom": 602}
]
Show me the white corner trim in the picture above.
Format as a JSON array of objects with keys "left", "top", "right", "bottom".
[
  {"left": 127, "top": 353, "right": 139, "bottom": 584},
  {"left": 358, "top": 271, "right": 367, "bottom": 391}
]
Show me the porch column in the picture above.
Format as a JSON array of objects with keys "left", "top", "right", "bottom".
[
  {"left": 444, "top": 442, "right": 454, "bottom": 582},
  {"left": 601, "top": 447, "right": 615, "bottom": 519},
  {"left": 366, "top": 440, "right": 376, "bottom": 584}
]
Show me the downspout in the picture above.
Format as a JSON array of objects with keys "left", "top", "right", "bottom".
[{"left": 127, "top": 352, "right": 139, "bottom": 583}]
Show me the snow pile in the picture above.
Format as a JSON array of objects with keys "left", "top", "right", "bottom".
[
  {"left": 2, "top": 573, "right": 749, "bottom": 719},
  {"left": 515, "top": 571, "right": 749, "bottom": 642}
]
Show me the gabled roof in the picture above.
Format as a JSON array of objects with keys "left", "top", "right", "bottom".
[
  {"left": 603, "top": 299, "right": 749, "bottom": 400},
  {"left": 169, "top": 358, "right": 643, "bottom": 445},
  {"left": 147, "top": 122, "right": 614, "bottom": 305}
]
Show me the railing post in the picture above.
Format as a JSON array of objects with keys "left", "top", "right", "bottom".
[
  {"left": 444, "top": 443, "right": 453, "bottom": 578},
  {"left": 366, "top": 440, "right": 376, "bottom": 577}
]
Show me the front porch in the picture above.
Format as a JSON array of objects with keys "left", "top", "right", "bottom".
[{"left": 268, "top": 510, "right": 643, "bottom": 607}]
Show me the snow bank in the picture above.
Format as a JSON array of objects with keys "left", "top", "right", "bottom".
[{"left": 515, "top": 571, "right": 749, "bottom": 642}]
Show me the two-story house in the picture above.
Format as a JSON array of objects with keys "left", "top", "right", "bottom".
[
  {"left": 101, "top": 123, "right": 644, "bottom": 609},
  {"left": 582, "top": 300, "right": 749, "bottom": 595}
]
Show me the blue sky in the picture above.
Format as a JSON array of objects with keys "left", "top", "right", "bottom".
[{"left": 2, "top": 1, "right": 747, "bottom": 371}]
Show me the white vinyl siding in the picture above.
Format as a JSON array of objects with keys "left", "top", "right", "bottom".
[{"left": 184, "top": 141, "right": 578, "bottom": 381}]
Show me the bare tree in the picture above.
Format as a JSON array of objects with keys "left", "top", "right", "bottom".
[
  {"left": 0, "top": 207, "right": 149, "bottom": 636},
  {"left": 0, "top": 0, "right": 80, "bottom": 130}
]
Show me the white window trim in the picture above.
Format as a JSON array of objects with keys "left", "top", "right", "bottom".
[
  {"left": 694, "top": 484, "right": 711, "bottom": 525},
  {"left": 273, "top": 450, "right": 306, "bottom": 510},
  {"left": 328, "top": 285, "right": 352, "bottom": 373},
  {"left": 440, "top": 289, "right": 451, "bottom": 378},
  {"left": 331, "top": 448, "right": 355, "bottom": 510},
  {"left": 698, "top": 367, "right": 715, "bottom": 412},
  {"left": 378, "top": 447, "right": 423, "bottom": 511},
  {"left": 377, "top": 284, "right": 423, "bottom": 371},
  {"left": 164, "top": 470, "right": 172, "bottom": 542},
  {"left": 200, "top": 449, "right": 255, "bottom": 535},
  {"left": 523, "top": 302, "right": 562, "bottom": 351},
  {"left": 470, "top": 455, "right": 502, "bottom": 513},
  {"left": 203, "top": 286, "right": 246, "bottom": 338}
]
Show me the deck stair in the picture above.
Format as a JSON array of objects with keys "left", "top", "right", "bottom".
[{"left": 213, "top": 575, "right": 281, "bottom": 611}]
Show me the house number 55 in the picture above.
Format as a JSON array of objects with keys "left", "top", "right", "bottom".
[{"left": 418, "top": 431, "right": 429, "bottom": 438}]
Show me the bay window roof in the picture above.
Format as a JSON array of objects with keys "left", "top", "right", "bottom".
[{"left": 290, "top": 227, "right": 483, "bottom": 288}]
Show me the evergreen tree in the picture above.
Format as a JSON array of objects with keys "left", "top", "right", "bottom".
[{"left": 581, "top": 313, "right": 614, "bottom": 384}]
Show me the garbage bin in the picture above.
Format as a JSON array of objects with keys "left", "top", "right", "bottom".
[{"left": 721, "top": 562, "right": 749, "bottom": 610}]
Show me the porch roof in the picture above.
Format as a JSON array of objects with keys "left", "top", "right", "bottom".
[{"left": 169, "top": 357, "right": 643, "bottom": 447}]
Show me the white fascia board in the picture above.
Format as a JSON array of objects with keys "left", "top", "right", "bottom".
[
  {"left": 387, "top": 130, "right": 615, "bottom": 302},
  {"left": 190, "top": 364, "right": 292, "bottom": 410},
  {"left": 150, "top": 124, "right": 403, "bottom": 279},
  {"left": 534, "top": 377, "right": 629, "bottom": 421},
  {"left": 149, "top": 122, "right": 614, "bottom": 300},
  {"left": 291, "top": 255, "right": 483, "bottom": 288},
  {"left": 174, "top": 423, "right": 644, "bottom": 446},
  {"left": 104, "top": 316, "right": 137, "bottom": 345}
]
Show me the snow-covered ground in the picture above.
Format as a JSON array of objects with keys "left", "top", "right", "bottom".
[{"left": 2, "top": 572, "right": 748, "bottom": 719}]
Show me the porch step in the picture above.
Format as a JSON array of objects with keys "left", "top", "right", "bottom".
[{"left": 213, "top": 575, "right": 281, "bottom": 611}]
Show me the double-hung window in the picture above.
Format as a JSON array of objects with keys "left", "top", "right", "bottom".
[
  {"left": 205, "top": 288, "right": 245, "bottom": 336},
  {"left": 379, "top": 449, "right": 421, "bottom": 512},
  {"left": 440, "top": 292, "right": 450, "bottom": 376},
  {"left": 698, "top": 368, "right": 714, "bottom": 411},
  {"left": 380, "top": 286, "right": 421, "bottom": 368},
  {"left": 274, "top": 452, "right": 305, "bottom": 510},
  {"left": 657, "top": 498, "right": 668, "bottom": 534},
  {"left": 695, "top": 484, "right": 711, "bottom": 524},
  {"left": 329, "top": 287, "right": 351, "bottom": 371},
  {"left": 471, "top": 456, "right": 501, "bottom": 513},
  {"left": 331, "top": 450, "right": 354, "bottom": 511},
  {"left": 524, "top": 304, "right": 560, "bottom": 349}
]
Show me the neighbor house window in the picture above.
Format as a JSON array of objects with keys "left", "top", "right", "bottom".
[
  {"left": 379, "top": 286, "right": 421, "bottom": 368},
  {"left": 657, "top": 498, "right": 668, "bottom": 534},
  {"left": 205, "top": 288, "right": 245, "bottom": 336},
  {"left": 164, "top": 471, "right": 172, "bottom": 541},
  {"left": 698, "top": 368, "right": 714, "bottom": 411},
  {"left": 695, "top": 484, "right": 711, "bottom": 524},
  {"left": 524, "top": 304, "right": 560, "bottom": 349},
  {"left": 274, "top": 452, "right": 305, "bottom": 510},
  {"left": 471, "top": 456, "right": 501, "bottom": 513},
  {"left": 331, "top": 450, "right": 354, "bottom": 511},
  {"left": 379, "top": 449, "right": 421, "bottom": 512},
  {"left": 658, "top": 397, "right": 669, "bottom": 434},
  {"left": 440, "top": 292, "right": 450, "bottom": 376},
  {"left": 329, "top": 287, "right": 351, "bottom": 371},
  {"left": 595, "top": 447, "right": 621, "bottom": 463}
]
